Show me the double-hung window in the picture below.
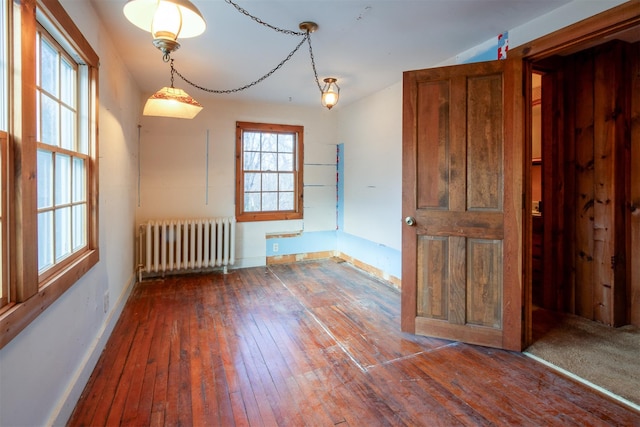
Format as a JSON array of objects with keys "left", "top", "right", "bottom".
[
  {"left": 235, "top": 122, "right": 304, "bottom": 222},
  {"left": 0, "top": 0, "right": 8, "bottom": 310},
  {"left": 36, "top": 26, "right": 88, "bottom": 278},
  {"left": 0, "top": 0, "right": 99, "bottom": 349}
]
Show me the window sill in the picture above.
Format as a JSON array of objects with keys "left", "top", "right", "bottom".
[{"left": 0, "top": 249, "right": 99, "bottom": 349}]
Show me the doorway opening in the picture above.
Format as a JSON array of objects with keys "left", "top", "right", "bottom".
[{"left": 524, "top": 34, "right": 640, "bottom": 408}]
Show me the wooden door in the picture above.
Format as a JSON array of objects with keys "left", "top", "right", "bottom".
[{"left": 401, "top": 59, "right": 523, "bottom": 351}]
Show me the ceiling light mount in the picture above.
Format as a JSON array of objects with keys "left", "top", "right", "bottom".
[
  {"left": 299, "top": 21, "right": 318, "bottom": 33},
  {"left": 124, "top": 0, "right": 206, "bottom": 59}
]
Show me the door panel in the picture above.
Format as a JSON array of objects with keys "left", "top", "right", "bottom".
[{"left": 402, "top": 59, "right": 523, "bottom": 351}]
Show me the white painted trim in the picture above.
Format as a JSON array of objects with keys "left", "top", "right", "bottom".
[
  {"left": 48, "top": 273, "right": 137, "bottom": 426},
  {"left": 523, "top": 351, "right": 640, "bottom": 413}
]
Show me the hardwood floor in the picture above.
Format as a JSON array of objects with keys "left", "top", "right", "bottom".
[{"left": 68, "top": 259, "right": 640, "bottom": 426}]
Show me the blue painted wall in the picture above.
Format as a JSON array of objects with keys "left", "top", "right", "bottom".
[{"left": 266, "top": 142, "right": 401, "bottom": 280}]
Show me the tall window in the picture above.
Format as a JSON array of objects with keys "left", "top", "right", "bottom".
[
  {"left": 235, "top": 122, "right": 303, "bottom": 222},
  {"left": 36, "top": 27, "right": 88, "bottom": 278},
  {"left": 0, "top": 0, "right": 99, "bottom": 349},
  {"left": 0, "top": 0, "right": 8, "bottom": 310}
]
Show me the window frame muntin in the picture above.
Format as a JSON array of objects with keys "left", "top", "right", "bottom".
[{"left": 235, "top": 121, "right": 304, "bottom": 222}]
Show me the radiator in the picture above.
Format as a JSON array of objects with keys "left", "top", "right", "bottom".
[{"left": 138, "top": 217, "right": 236, "bottom": 279}]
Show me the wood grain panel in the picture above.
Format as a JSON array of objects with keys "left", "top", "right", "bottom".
[
  {"left": 417, "top": 210, "right": 503, "bottom": 239},
  {"left": 593, "top": 43, "right": 620, "bottom": 325},
  {"left": 417, "top": 236, "right": 448, "bottom": 319},
  {"left": 417, "top": 81, "right": 449, "bottom": 209},
  {"left": 631, "top": 41, "right": 640, "bottom": 327},
  {"left": 573, "top": 51, "right": 595, "bottom": 320},
  {"left": 466, "top": 73, "right": 503, "bottom": 211},
  {"left": 466, "top": 239, "right": 503, "bottom": 328}
]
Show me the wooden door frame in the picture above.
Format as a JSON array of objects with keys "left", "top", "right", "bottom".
[{"left": 509, "top": 0, "right": 640, "bottom": 346}]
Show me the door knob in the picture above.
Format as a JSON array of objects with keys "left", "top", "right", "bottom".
[{"left": 405, "top": 216, "right": 416, "bottom": 226}]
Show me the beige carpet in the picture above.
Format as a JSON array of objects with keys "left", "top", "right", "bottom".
[{"left": 525, "top": 309, "right": 640, "bottom": 406}]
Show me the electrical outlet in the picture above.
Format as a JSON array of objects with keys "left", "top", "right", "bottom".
[
  {"left": 103, "top": 291, "right": 109, "bottom": 313},
  {"left": 273, "top": 243, "right": 279, "bottom": 253}
]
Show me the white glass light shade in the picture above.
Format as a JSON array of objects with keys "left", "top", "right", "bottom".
[
  {"left": 321, "top": 77, "right": 339, "bottom": 110},
  {"left": 143, "top": 86, "right": 203, "bottom": 119},
  {"left": 123, "top": 0, "right": 206, "bottom": 40}
]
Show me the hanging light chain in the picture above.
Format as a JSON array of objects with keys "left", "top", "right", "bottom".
[
  {"left": 224, "top": 0, "right": 305, "bottom": 36},
  {"left": 306, "top": 34, "right": 323, "bottom": 93},
  {"left": 164, "top": 0, "right": 328, "bottom": 97},
  {"left": 171, "top": 35, "right": 308, "bottom": 94}
]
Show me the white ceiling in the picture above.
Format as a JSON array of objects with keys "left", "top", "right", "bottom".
[{"left": 89, "top": 0, "right": 573, "bottom": 108}]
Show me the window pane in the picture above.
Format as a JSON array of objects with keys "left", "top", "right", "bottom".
[
  {"left": 60, "top": 58, "right": 75, "bottom": 106},
  {"left": 244, "top": 193, "right": 260, "bottom": 212},
  {"left": 278, "top": 134, "right": 294, "bottom": 152},
  {"left": 72, "top": 157, "right": 85, "bottom": 202},
  {"left": 263, "top": 173, "right": 277, "bottom": 191},
  {"left": 243, "top": 132, "right": 261, "bottom": 151},
  {"left": 278, "top": 153, "right": 293, "bottom": 171},
  {"left": 72, "top": 204, "right": 86, "bottom": 250},
  {"left": 61, "top": 106, "right": 74, "bottom": 151},
  {"left": 55, "top": 206, "right": 71, "bottom": 261},
  {"left": 40, "top": 38, "right": 58, "bottom": 96},
  {"left": 279, "top": 173, "right": 294, "bottom": 191},
  {"left": 262, "top": 192, "right": 277, "bottom": 211},
  {"left": 262, "top": 133, "right": 277, "bottom": 152},
  {"left": 40, "top": 94, "right": 59, "bottom": 146},
  {"left": 38, "top": 211, "right": 54, "bottom": 271},
  {"left": 244, "top": 173, "right": 260, "bottom": 192},
  {"left": 261, "top": 153, "right": 277, "bottom": 171},
  {"left": 55, "top": 154, "right": 71, "bottom": 205},
  {"left": 37, "top": 150, "right": 53, "bottom": 208},
  {"left": 243, "top": 151, "right": 260, "bottom": 171},
  {"left": 279, "top": 192, "right": 294, "bottom": 210}
]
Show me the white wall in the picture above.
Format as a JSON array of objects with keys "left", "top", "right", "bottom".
[
  {"left": 136, "top": 99, "right": 338, "bottom": 268},
  {"left": 338, "top": 82, "right": 403, "bottom": 251},
  {"left": 0, "top": 2, "right": 141, "bottom": 426}
]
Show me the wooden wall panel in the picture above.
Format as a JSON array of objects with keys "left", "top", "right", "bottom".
[
  {"left": 417, "top": 81, "right": 449, "bottom": 209},
  {"left": 572, "top": 52, "right": 595, "bottom": 320},
  {"left": 629, "top": 42, "right": 640, "bottom": 327},
  {"left": 550, "top": 41, "right": 634, "bottom": 325}
]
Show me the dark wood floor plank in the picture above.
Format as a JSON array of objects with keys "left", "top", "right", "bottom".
[{"left": 67, "top": 259, "right": 640, "bottom": 426}]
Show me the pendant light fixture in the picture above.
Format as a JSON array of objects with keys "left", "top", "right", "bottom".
[
  {"left": 125, "top": 0, "right": 340, "bottom": 118},
  {"left": 321, "top": 78, "right": 340, "bottom": 110},
  {"left": 143, "top": 59, "right": 203, "bottom": 119},
  {"left": 124, "top": 0, "right": 206, "bottom": 58}
]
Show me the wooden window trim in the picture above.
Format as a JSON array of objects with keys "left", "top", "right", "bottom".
[
  {"left": 0, "top": 0, "right": 99, "bottom": 350},
  {"left": 0, "top": 131, "right": 7, "bottom": 310},
  {"left": 235, "top": 121, "right": 304, "bottom": 222}
]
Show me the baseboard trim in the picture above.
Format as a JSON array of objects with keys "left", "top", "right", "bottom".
[
  {"left": 336, "top": 252, "right": 401, "bottom": 290},
  {"left": 50, "top": 272, "right": 137, "bottom": 426}
]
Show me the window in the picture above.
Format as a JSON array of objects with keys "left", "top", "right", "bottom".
[
  {"left": 0, "top": 0, "right": 99, "bottom": 349},
  {"left": 36, "top": 27, "right": 89, "bottom": 279},
  {"left": 0, "top": 0, "right": 7, "bottom": 309},
  {"left": 236, "top": 122, "right": 303, "bottom": 222}
]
